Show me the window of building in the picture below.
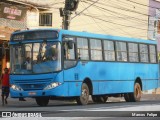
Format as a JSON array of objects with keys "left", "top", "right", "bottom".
[
  {"left": 104, "top": 40, "right": 115, "bottom": 61},
  {"left": 128, "top": 43, "right": 139, "bottom": 62},
  {"left": 149, "top": 45, "right": 157, "bottom": 63},
  {"left": 116, "top": 42, "right": 127, "bottom": 61},
  {"left": 90, "top": 39, "right": 102, "bottom": 60},
  {"left": 39, "top": 13, "right": 52, "bottom": 26},
  {"left": 139, "top": 44, "right": 149, "bottom": 62},
  {"left": 77, "top": 38, "right": 89, "bottom": 60}
]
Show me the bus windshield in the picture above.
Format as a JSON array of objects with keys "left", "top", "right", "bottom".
[{"left": 10, "top": 42, "right": 61, "bottom": 74}]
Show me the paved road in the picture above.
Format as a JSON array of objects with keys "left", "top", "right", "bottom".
[
  {"left": 0, "top": 94, "right": 160, "bottom": 108},
  {"left": 0, "top": 94, "right": 160, "bottom": 120}
]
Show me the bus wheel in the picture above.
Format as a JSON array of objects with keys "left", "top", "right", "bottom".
[
  {"left": 76, "top": 83, "right": 89, "bottom": 105},
  {"left": 125, "top": 83, "right": 142, "bottom": 102},
  {"left": 35, "top": 97, "right": 49, "bottom": 106},
  {"left": 132, "top": 82, "right": 142, "bottom": 102}
]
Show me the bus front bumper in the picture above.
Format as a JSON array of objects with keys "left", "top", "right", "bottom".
[{"left": 10, "top": 83, "right": 68, "bottom": 98}]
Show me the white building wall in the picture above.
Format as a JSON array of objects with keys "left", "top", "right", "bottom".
[{"left": 27, "top": 9, "right": 39, "bottom": 29}]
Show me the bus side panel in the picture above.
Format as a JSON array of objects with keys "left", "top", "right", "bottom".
[
  {"left": 78, "top": 62, "right": 136, "bottom": 95},
  {"left": 137, "top": 64, "right": 158, "bottom": 90},
  {"left": 68, "top": 82, "right": 81, "bottom": 96},
  {"left": 146, "top": 64, "right": 158, "bottom": 90},
  {"left": 78, "top": 62, "right": 158, "bottom": 95},
  {"left": 145, "top": 80, "right": 158, "bottom": 90},
  {"left": 63, "top": 65, "right": 82, "bottom": 96},
  {"left": 92, "top": 82, "right": 99, "bottom": 95},
  {"left": 63, "top": 68, "right": 76, "bottom": 81},
  {"left": 98, "top": 81, "right": 134, "bottom": 95}
]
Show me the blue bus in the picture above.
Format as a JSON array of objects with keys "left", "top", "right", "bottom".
[{"left": 9, "top": 29, "right": 159, "bottom": 106}]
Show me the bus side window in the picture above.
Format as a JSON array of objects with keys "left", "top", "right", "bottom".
[
  {"left": 63, "top": 37, "right": 76, "bottom": 69},
  {"left": 64, "top": 42, "right": 75, "bottom": 59},
  {"left": 77, "top": 37, "right": 89, "bottom": 60},
  {"left": 116, "top": 42, "right": 127, "bottom": 62},
  {"left": 139, "top": 44, "right": 149, "bottom": 62}
]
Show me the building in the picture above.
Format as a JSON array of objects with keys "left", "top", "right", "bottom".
[
  {"left": 0, "top": 0, "right": 26, "bottom": 74},
  {"left": 3, "top": 0, "right": 158, "bottom": 40},
  {"left": 26, "top": 0, "right": 148, "bottom": 39},
  {"left": 0, "top": 0, "right": 48, "bottom": 74},
  {"left": 22, "top": 0, "right": 160, "bottom": 40}
]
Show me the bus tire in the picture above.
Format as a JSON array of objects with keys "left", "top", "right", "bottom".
[
  {"left": 76, "top": 83, "right": 89, "bottom": 105},
  {"left": 35, "top": 97, "right": 49, "bottom": 106},
  {"left": 130, "top": 82, "right": 142, "bottom": 102},
  {"left": 92, "top": 95, "right": 108, "bottom": 103}
]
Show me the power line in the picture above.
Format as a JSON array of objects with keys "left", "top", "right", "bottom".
[
  {"left": 84, "top": 5, "right": 148, "bottom": 25},
  {"left": 87, "top": 0, "right": 149, "bottom": 17},
  {"left": 85, "top": 3, "right": 149, "bottom": 28},
  {"left": 71, "top": 0, "right": 100, "bottom": 20},
  {"left": 74, "top": 1, "right": 153, "bottom": 32},
  {"left": 126, "top": 0, "right": 159, "bottom": 9},
  {"left": 71, "top": 0, "right": 153, "bottom": 38},
  {"left": 80, "top": 13, "right": 152, "bottom": 37},
  {"left": 82, "top": 1, "right": 147, "bottom": 22},
  {"left": 112, "top": 0, "right": 146, "bottom": 11},
  {"left": 88, "top": 1, "right": 158, "bottom": 28},
  {"left": 79, "top": 1, "right": 157, "bottom": 31},
  {"left": 82, "top": 13, "right": 156, "bottom": 32},
  {"left": 81, "top": 1, "right": 108, "bottom": 34}
]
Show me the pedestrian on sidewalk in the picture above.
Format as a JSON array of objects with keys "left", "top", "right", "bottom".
[{"left": 1, "top": 68, "right": 9, "bottom": 105}]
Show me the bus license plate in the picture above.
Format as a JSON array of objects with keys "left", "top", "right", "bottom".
[{"left": 28, "top": 92, "right": 36, "bottom": 95}]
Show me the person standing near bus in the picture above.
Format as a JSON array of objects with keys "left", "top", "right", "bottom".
[{"left": 1, "top": 68, "right": 9, "bottom": 105}]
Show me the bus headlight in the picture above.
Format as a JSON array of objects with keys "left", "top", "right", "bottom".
[
  {"left": 44, "top": 82, "right": 62, "bottom": 90},
  {"left": 10, "top": 84, "right": 23, "bottom": 91}
]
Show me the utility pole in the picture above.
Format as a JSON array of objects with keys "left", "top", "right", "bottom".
[{"left": 60, "top": 0, "right": 79, "bottom": 30}]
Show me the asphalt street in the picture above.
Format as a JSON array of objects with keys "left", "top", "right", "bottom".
[{"left": 0, "top": 93, "right": 160, "bottom": 120}]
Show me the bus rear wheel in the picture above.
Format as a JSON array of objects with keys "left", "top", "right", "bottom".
[
  {"left": 124, "top": 82, "right": 142, "bottom": 102},
  {"left": 132, "top": 82, "right": 142, "bottom": 102},
  {"left": 92, "top": 95, "right": 108, "bottom": 103},
  {"left": 76, "top": 83, "right": 89, "bottom": 105},
  {"left": 35, "top": 97, "right": 49, "bottom": 106}
]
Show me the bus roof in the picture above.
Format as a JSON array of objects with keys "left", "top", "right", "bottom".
[
  {"left": 12, "top": 28, "right": 156, "bottom": 44},
  {"left": 59, "top": 29, "right": 156, "bottom": 44}
]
